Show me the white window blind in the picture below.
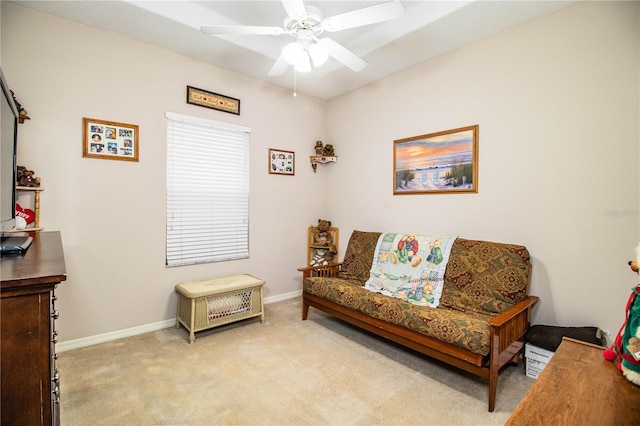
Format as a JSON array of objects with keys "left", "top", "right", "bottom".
[{"left": 166, "top": 112, "right": 250, "bottom": 267}]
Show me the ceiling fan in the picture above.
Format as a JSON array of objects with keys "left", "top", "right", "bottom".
[{"left": 201, "top": 0, "right": 405, "bottom": 76}]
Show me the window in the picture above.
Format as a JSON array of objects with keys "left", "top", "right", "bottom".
[{"left": 166, "top": 112, "right": 250, "bottom": 267}]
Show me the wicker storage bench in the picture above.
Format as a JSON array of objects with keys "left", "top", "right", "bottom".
[{"left": 175, "top": 274, "right": 265, "bottom": 343}]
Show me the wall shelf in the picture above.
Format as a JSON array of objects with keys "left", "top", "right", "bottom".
[
  {"left": 310, "top": 155, "right": 337, "bottom": 172},
  {"left": 307, "top": 226, "right": 339, "bottom": 266},
  {"left": 10, "top": 186, "right": 44, "bottom": 231}
]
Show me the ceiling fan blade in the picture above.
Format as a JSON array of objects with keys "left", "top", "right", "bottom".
[
  {"left": 321, "top": 0, "right": 405, "bottom": 32},
  {"left": 319, "top": 38, "right": 367, "bottom": 72},
  {"left": 201, "top": 25, "right": 284, "bottom": 36},
  {"left": 268, "top": 53, "right": 290, "bottom": 76},
  {"left": 281, "top": 0, "right": 307, "bottom": 19}
]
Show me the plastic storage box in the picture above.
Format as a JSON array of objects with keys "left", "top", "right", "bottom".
[{"left": 525, "top": 343, "right": 555, "bottom": 379}]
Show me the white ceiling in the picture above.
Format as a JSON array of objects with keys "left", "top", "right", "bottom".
[{"left": 14, "top": 0, "right": 578, "bottom": 100}]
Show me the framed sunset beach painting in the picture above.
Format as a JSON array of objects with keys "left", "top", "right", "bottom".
[{"left": 393, "top": 125, "right": 478, "bottom": 195}]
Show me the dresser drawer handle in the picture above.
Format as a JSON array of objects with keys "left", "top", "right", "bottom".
[
  {"left": 51, "top": 310, "right": 60, "bottom": 320},
  {"left": 52, "top": 331, "right": 58, "bottom": 344}
]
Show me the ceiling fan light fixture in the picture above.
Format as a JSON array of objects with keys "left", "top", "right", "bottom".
[
  {"left": 294, "top": 51, "right": 312, "bottom": 72},
  {"left": 204, "top": 0, "right": 401, "bottom": 76},
  {"left": 308, "top": 43, "right": 328, "bottom": 67},
  {"left": 283, "top": 42, "right": 305, "bottom": 65}
]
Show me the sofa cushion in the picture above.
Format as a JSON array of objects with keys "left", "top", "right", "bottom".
[
  {"left": 339, "top": 230, "right": 382, "bottom": 282},
  {"left": 440, "top": 238, "right": 531, "bottom": 316},
  {"left": 304, "top": 276, "right": 493, "bottom": 356}
]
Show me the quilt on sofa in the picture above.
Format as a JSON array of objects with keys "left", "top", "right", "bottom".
[{"left": 364, "top": 233, "right": 457, "bottom": 308}]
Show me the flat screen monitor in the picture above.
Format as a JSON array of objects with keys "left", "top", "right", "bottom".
[{"left": 0, "top": 67, "right": 18, "bottom": 233}]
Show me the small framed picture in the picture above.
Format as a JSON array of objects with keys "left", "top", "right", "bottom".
[
  {"left": 269, "top": 148, "right": 295, "bottom": 176},
  {"left": 83, "top": 117, "right": 139, "bottom": 162}
]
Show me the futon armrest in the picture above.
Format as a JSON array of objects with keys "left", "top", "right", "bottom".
[
  {"left": 487, "top": 296, "right": 539, "bottom": 359},
  {"left": 297, "top": 263, "right": 343, "bottom": 279},
  {"left": 488, "top": 296, "right": 539, "bottom": 329}
]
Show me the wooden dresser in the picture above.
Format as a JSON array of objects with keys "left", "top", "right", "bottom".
[
  {"left": 506, "top": 337, "right": 640, "bottom": 425},
  {"left": 1, "top": 231, "right": 67, "bottom": 426}
]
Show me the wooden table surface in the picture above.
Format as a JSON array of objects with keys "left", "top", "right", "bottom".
[
  {"left": 506, "top": 337, "right": 640, "bottom": 425},
  {"left": 1, "top": 231, "right": 66, "bottom": 288}
]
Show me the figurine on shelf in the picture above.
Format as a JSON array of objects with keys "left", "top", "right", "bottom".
[
  {"left": 310, "top": 141, "right": 337, "bottom": 173},
  {"left": 313, "top": 219, "right": 333, "bottom": 247},
  {"left": 324, "top": 243, "right": 338, "bottom": 263},
  {"left": 10, "top": 90, "right": 30, "bottom": 123},
  {"left": 323, "top": 144, "right": 335, "bottom": 156},
  {"left": 14, "top": 203, "right": 35, "bottom": 229},
  {"left": 310, "top": 244, "right": 337, "bottom": 266},
  {"left": 16, "top": 165, "right": 41, "bottom": 187}
]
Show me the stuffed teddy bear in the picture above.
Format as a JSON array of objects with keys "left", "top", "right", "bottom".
[
  {"left": 314, "top": 140, "right": 324, "bottom": 155},
  {"left": 324, "top": 244, "right": 338, "bottom": 263},
  {"left": 313, "top": 219, "right": 333, "bottom": 247},
  {"left": 603, "top": 243, "right": 640, "bottom": 386},
  {"left": 16, "top": 166, "right": 41, "bottom": 187},
  {"left": 310, "top": 244, "right": 338, "bottom": 266},
  {"left": 323, "top": 144, "right": 335, "bottom": 156}
]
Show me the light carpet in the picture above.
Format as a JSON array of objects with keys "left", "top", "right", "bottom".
[{"left": 58, "top": 298, "right": 534, "bottom": 425}]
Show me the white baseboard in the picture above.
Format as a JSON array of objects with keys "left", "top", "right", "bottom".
[
  {"left": 56, "top": 318, "right": 177, "bottom": 352},
  {"left": 264, "top": 289, "right": 302, "bottom": 304},
  {"left": 57, "top": 290, "right": 302, "bottom": 352}
]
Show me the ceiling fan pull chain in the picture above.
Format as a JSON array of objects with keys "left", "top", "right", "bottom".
[{"left": 293, "top": 70, "right": 297, "bottom": 97}]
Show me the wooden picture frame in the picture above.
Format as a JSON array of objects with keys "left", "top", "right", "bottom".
[
  {"left": 269, "top": 148, "right": 295, "bottom": 175},
  {"left": 186, "top": 86, "right": 240, "bottom": 115},
  {"left": 393, "top": 125, "right": 478, "bottom": 194},
  {"left": 83, "top": 117, "right": 139, "bottom": 162}
]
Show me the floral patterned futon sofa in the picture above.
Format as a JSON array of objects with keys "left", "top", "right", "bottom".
[{"left": 298, "top": 230, "right": 539, "bottom": 412}]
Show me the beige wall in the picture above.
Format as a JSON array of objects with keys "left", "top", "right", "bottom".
[
  {"left": 2, "top": 1, "right": 639, "bottom": 345},
  {"left": 326, "top": 1, "right": 640, "bottom": 338},
  {"left": 2, "top": 2, "right": 327, "bottom": 342}
]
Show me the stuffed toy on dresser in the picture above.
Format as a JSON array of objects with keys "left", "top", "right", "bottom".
[{"left": 603, "top": 244, "right": 640, "bottom": 386}]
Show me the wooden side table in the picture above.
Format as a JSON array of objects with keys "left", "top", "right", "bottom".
[{"left": 506, "top": 337, "right": 640, "bottom": 425}]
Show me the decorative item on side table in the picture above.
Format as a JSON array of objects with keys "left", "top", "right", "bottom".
[
  {"left": 16, "top": 165, "right": 40, "bottom": 188},
  {"left": 307, "top": 219, "right": 339, "bottom": 266},
  {"left": 13, "top": 166, "right": 43, "bottom": 231},
  {"left": 269, "top": 148, "right": 295, "bottom": 175},
  {"left": 82, "top": 117, "right": 139, "bottom": 162},
  {"left": 310, "top": 140, "right": 337, "bottom": 172},
  {"left": 394, "top": 125, "right": 478, "bottom": 194},
  {"left": 14, "top": 187, "right": 43, "bottom": 231}
]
